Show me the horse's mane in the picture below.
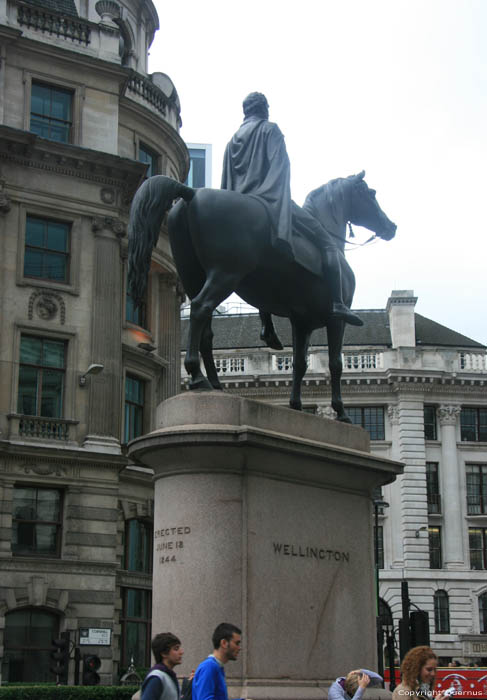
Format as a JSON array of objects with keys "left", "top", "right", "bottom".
[{"left": 302, "top": 177, "right": 346, "bottom": 225}]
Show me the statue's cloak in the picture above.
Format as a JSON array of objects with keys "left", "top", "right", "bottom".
[{"left": 221, "top": 116, "right": 294, "bottom": 258}]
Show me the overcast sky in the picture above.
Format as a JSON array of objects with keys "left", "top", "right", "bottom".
[{"left": 149, "top": 0, "right": 487, "bottom": 346}]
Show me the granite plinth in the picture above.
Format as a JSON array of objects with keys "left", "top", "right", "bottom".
[{"left": 129, "top": 393, "right": 402, "bottom": 700}]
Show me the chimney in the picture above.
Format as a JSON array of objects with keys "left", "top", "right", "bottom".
[{"left": 386, "top": 290, "right": 417, "bottom": 348}]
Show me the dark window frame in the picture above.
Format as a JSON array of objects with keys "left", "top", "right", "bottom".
[
  {"left": 347, "top": 406, "right": 385, "bottom": 440},
  {"left": 466, "top": 464, "right": 487, "bottom": 515},
  {"left": 30, "top": 81, "right": 73, "bottom": 143},
  {"left": 469, "top": 527, "right": 487, "bottom": 570},
  {"left": 426, "top": 462, "right": 441, "bottom": 514},
  {"left": 428, "top": 526, "right": 442, "bottom": 569},
  {"left": 24, "top": 215, "right": 70, "bottom": 283},
  {"left": 434, "top": 590, "right": 450, "bottom": 634},
  {"left": 480, "top": 592, "right": 487, "bottom": 634},
  {"left": 424, "top": 405, "right": 437, "bottom": 441},
  {"left": 17, "top": 335, "right": 66, "bottom": 418},
  {"left": 12, "top": 486, "right": 63, "bottom": 558},
  {"left": 124, "top": 374, "right": 146, "bottom": 443},
  {"left": 373, "top": 524, "right": 384, "bottom": 569},
  {"left": 123, "top": 518, "right": 153, "bottom": 574},
  {"left": 461, "top": 407, "right": 487, "bottom": 442},
  {"left": 3, "top": 607, "right": 61, "bottom": 682},
  {"left": 138, "top": 142, "right": 159, "bottom": 178},
  {"left": 120, "top": 587, "right": 152, "bottom": 668}
]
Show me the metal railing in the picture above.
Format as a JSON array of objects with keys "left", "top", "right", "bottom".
[{"left": 427, "top": 493, "right": 442, "bottom": 514}]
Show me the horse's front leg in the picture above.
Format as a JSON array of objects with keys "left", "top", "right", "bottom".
[
  {"left": 327, "top": 318, "right": 351, "bottom": 422},
  {"left": 289, "top": 322, "right": 312, "bottom": 411}
]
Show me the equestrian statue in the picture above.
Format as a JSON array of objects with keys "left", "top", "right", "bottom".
[{"left": 128, "top": 93, "right": 396, "bottom": 421}]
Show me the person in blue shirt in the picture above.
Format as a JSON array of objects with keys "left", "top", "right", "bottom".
[
  {"left": 140, "top": 632, "right": 184, "bottom": 700},
  {"left": 192, "top": 623, "right": 241, "bottom": 700}
]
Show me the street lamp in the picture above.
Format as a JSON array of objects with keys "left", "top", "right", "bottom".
[{"left": 373, "top": 494, "right": 389, "bottom": 682}]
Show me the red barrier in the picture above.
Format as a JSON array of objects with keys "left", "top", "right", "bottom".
[{"left": 384, "top": 668, "right": 487, "bottom": 698}]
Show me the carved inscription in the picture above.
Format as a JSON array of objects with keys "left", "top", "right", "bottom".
[
  {"left": 155, "top": 526, "right": 191, "bottom": 565},
  {"left": 273, "top": 542, "right": 350, "bottom": 562}
]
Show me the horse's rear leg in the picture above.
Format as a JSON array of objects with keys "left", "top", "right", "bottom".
[
  {"left": 200, "top": 320, "right": 223, "bottom": 390},
  {"left": 289, "top": 322, "right": 312, "bottom": 411},
  {"left": 327, "top": 319, "right": 351, "bottom": 422},
  {"left": 185, "top": 271, "right": 240, "bottom": 390}
]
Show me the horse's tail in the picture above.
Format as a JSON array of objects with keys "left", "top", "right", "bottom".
[{"left": 128, "top": 175, "right": 195, "bottom": 305}]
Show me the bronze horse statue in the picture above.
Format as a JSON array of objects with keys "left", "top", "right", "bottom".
[{"left": 128, "top": 170, "right": 396, "bottom": 421}]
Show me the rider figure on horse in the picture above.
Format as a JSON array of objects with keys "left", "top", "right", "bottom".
[{"left": 221, "top": 92, "right": 363, "bottom": 348}]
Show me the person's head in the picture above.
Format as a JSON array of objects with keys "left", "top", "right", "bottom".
[
  {"left": 243, "top": 92, "right": 269, "bottom": 120},
  {"left": 212, "top": 622, "right": 242, "bottom": 662},
  {"left": 401, "top": 646, "right": 438, "bottom": 689},
  {"left": 151, "top": 632, "right": 183, "bottom": 669},
  {"left": 344, "top": 671, "right": 363, "bottom": 696}
]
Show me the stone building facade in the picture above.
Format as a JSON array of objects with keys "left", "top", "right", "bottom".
[
  {"left": 181, "top": 291, "right": 487, "bottom": 664},
  {"left": 0, "top": 0, "right": 187, "bottom": 684}
]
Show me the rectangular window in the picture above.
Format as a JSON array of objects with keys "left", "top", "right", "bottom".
[
  {"left": 215, "top": 357, "right": 246, "bottom": 374},
  {"left": 424, "top": 405, "right": 437, "bottom": 441},
  {"left": 123, "top": 519, "right": 153, "bottom": 574},
  {"left": 186, "top": 148, "right": 206, "bottom": 188},
  {"left": 12, "top": 487, "right": 62, "bottom": 557},
  {"left": 17, "top": 336, "right": 65, "bottom": 418},
  {"left": 374, "top": 525, "right": 384, "bottom": 569},
  {"left": 343, "top": 352, "right": 381, "bottom": 370},
  {"left": 121, "top": 588, "right": 151, "bottom": 668},
  {"left": 124, "top": 375, "right": 145, "bottom": 442},
  {"left": 24, "top": 216, "right": 70, "bottom": 282},
  {"left": 30, "top": 82, "right": 73, "bottom": 143},
  {"left": 347, "top": 406, "right": 385, "bottom": 440},
  {"left": 426, "top": 462, "right": 441, "bottom": 514},
  {"left": 138, "top": 143, "right": 158, "bottom": 177},
  {"left": 428, "top": 527, "right": 442, "bottom": 569},
  {"left": 461, "top": 408, "right": 487, "bottom": 442},
  {"left": 466, "top": 465, "right": 487, "bottom": 515},
  {"left": 469, "top": 528, "right": 487, "bottom": 570}
]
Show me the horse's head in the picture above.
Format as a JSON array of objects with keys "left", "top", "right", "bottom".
[{"left": 347, "top": 170, "right": 396, "bottom": 241}]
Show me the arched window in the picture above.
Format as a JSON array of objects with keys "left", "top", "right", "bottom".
[
  {"left": 2, "top": 608, "right": 59, "bottom": 682},
  {"left": 379, "top": 598, "right": 393, "bottom": 629},
  {"left": 123, "top": 518, "right": 153, "bottom": 573},
  {"left": 480, "top": 592, "right": 487, "bottom": 634},
  {"left": 434, "top": 590, "right": 450, "bottom": 633}
]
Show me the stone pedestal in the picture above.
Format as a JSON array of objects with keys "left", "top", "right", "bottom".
[{"left": 129, "top": 393, "right": 402, "bottom": 700}]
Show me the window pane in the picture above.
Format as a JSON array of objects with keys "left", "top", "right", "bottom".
[
  {"left": 20, "top": 336, "right": 42, "bottom": 365},
  {"left": 461, "top": 408, "right": 477, "bottom": 441},
  {"left": 4, "top": 609, "right": 58, "bottom": 682},
  {"left": 124, "top": 621, "right": 148, "bottom": 667},
  {"left": 24, "top": 249, "right": 44, "bottom": 278},
  {"left": 31, "top": 84, "right": 50, "bottom": 117},
  {"left": 126, "top": 520, "right": 152, "bottom": 573},
  {"left": 40, "top": 371, "right": 64, "bottom": 418},
  {"left": 37, "top": 489, "right": 61, "bottom": 521},
  {"left": 17, "top": 366, "right": 38, "bottom": 415},
  {"left": 50, "top": 90, "right": 71, "bottom": 121},
  {"left": 469, "top": 528, "right": 484, "bottom": 570},
  {"left": 42, "top": 340, "right": 65, "bottom": 368},
  {"left": 25, "top": 217, "right": 46, "bottom": 247}
]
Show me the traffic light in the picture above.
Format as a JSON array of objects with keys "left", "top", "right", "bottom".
[
  {"left": 50, "top": 632, "right": 70, "bottom": 683},
  {"left": 83, "top": 654, "right": 101, "bottom": 685}
]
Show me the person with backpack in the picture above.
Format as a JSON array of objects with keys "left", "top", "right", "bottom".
[{"left": 137, "top": 632, "right": 184, "bottom": 700}]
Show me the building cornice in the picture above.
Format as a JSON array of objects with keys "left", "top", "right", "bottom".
[{"left": 0, "top": 125, "right": 145, "bottom": 202}]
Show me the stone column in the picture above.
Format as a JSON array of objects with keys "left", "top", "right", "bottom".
[
  {"left": 83, "top": 218, "right": 124, "bottom": 453},
  {"left": 396, "top": 395, "right": 429, "bottom": 569},
  {"left": 386, "top": 405, "right": 404, "bottom": 568},
  {"left": 158, "top": 273, "right": 183, "bottom": 401},
  {"left": 437, "top": 404, "right": 464, "bottom": 569}
]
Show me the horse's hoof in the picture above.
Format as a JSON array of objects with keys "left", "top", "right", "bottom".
[
  {"left": 336, "top": 415, "right": 352, "bottom": 424},
  {"left": 289, "top": 402, "right": 302, "bottom": 411},
  {"left": 189, "top": 377, "right": 213, "bottom": 391}
]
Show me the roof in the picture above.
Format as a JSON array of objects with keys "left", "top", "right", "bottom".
[
  {"left": 23, "top": 0, "right": 79, "bottom": 17},
  {"left": 181, "top": 311, "right": 485, "bottom": 351}
]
